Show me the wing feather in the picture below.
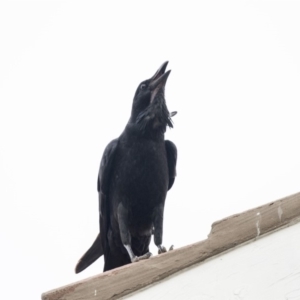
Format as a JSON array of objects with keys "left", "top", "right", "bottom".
[{"left": 165, "top": 140, "right": 177, "bottom": 190}]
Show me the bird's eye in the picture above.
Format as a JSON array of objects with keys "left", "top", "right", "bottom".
[{"left": 140, "top": 84, "right": 147, "bottom": 90}]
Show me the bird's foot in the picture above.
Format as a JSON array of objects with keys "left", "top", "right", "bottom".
[
  {"left": 158, "top": 245, "right": 174, "bottom": 254},
  {"left": 131, "top": 252, "right": 152, "bottom": 263},
  {"left": 158, "top": 245, "right": 166, "bottom": 254},
  {"left": 139, "top": 252, "right": 152, "bottom": 260},
  {"left": 131, "top": 256, "right": 139, "bottom": 263}
]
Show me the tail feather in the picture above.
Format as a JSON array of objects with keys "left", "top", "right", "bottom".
[{"left": 75, "top": 233, "right": 103, "bottom": 274}]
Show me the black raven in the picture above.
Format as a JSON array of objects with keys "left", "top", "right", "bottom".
[{"left": 75, "top": 61, "right": 177, "bottom": 273}]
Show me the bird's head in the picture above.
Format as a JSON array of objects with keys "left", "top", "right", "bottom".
[{"left": 130, "top": 61, "right": 176, "bottom": 134}]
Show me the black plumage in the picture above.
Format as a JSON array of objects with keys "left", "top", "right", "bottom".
[{"left": 75, "top": 61, "right": 177, "bottom": 273}]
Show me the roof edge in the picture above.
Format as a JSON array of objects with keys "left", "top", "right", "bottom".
[{"left": 42, "top": 191, "right": 300, "bottom": 300}]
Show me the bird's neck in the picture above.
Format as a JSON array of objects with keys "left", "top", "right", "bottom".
[{"left": 123, "top": 122, "right": 165, "bottom": 142}]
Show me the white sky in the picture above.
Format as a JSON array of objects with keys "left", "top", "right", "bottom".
[{"left": 0, "top": 1, "right": 300, "bottom": 299}]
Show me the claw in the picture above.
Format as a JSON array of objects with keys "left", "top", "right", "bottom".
[
  {"left": 158, "top": 245, "right": 167, "bottom": 254},
  {"left": 139, "top": 252, "right": 152, "bottom": 260},
  {"left": 131, "top": 252, "right": 152, "bottom": 263},
  {"left": 158, "top": 244, "right": 174, "bottom": 254}
]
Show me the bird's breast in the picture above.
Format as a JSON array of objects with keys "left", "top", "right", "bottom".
[{"left": 113, "top": 139, "right": 169, "bottom": 206}]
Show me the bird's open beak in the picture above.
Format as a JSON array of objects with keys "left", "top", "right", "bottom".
[{"left": 149, "top": 61, "right": 171, "bottom": 103}]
